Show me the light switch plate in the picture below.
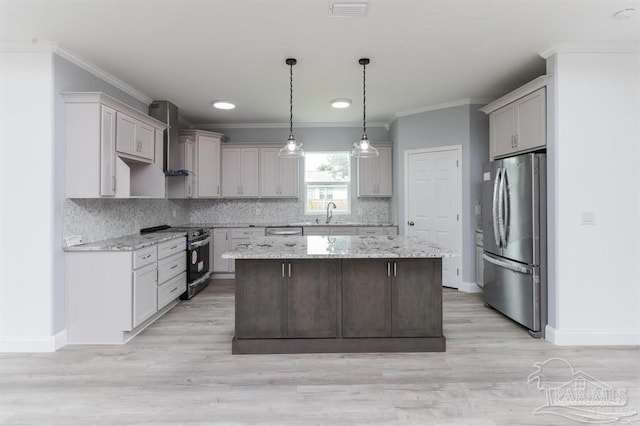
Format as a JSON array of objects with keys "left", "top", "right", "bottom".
[{"left": 581, "top": 211, "right": 595, "bottom": 226}]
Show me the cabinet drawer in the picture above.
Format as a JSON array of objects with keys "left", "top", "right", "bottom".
[
  {"left": 133, "top": 246, "right": 157, "bottom": 269},
  {"left": 158, "top": 271, "right": 186, "bottom": 310},
  {"left": 476, "top": 231, "right": 483, "bottom": 246},
  {"left": 158, "top": 237, "right": 185, "bottom": 259},
  {"left": 358, "top": 227, "right": 385, "bottom": 236},
  {"left": 231, "top": 228, "right": 265, "bottom": 238},
  {"left": 158, "top": 251, "right": 186, "bottom": 283}
]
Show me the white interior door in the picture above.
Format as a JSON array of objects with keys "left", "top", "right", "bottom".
[{"left": 405, "top": 147, "right": 461, "bottom": 288}]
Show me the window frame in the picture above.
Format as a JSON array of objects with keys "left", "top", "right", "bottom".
[{"left": 303, "top": 151, "right": 351, "bottom": 216}]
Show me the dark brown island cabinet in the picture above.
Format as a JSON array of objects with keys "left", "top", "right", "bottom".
[{"left": 233, "top": 257, "right": 445, "bottom": 354}]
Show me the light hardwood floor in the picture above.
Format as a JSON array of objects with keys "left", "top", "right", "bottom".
[{"left": 1, "top": 280, "right": 638, "bottom": 425}]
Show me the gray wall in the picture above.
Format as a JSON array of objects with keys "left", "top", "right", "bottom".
[
  {"left": 197, "top": 125, "right": 390, "bottom": 151},
  {"left": 390, "top": 104, "right": 489, "bottom": 284}
]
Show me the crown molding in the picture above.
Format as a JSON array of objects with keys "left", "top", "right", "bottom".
[
  {"left": 1, "top": 40, "right": 153, "bottom": 105},
  {"left": 53, "top": 45, "right": 153, "bottom": 105},
  {"left": 394, "top": 98, "right": 494, "bottom": 119},
  {"left": 539, "top": 42, "right": 640, "bottom": 58},
  {"left": 193, "top": 122, "right": 390, "bottom": 130}
]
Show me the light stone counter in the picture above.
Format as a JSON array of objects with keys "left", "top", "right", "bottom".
[
  {"left": 190, "top": 222, "right": 396, "bottom": 228},
  {"left": 222, "top": 235, "right": 455, "bottom": 259},
  {"left": 64, "top": 232, "right": 186, "bottom": 252}
]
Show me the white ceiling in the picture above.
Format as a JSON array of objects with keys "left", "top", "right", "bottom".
[{"left": 2, "top": 0, "right": 639, "bottom": 125}]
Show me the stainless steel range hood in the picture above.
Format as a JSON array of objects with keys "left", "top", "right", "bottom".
[{"left": 148, "top": 100, "right": 180, "bottom": 174}]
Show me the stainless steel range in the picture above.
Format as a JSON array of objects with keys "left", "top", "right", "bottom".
[{"left": 141, "top": 225, "right": 211, "bottom": 299}]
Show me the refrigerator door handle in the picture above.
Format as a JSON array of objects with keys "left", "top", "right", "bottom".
[
  {"left": 497, "top": 167, "right": 506, "bottom": 247},
  {"left": 492, "top": 167, "right": 503, "bottom": 247},
  {"left": 483, "top": 253, "right": 532, "bottom": 275},
  {"left": 502, "top": 168, "right": 510, "bottom": 248}
]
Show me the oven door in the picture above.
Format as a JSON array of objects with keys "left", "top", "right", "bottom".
[{"left": 187, "top": 236, "right": 210, "bottom": 284}]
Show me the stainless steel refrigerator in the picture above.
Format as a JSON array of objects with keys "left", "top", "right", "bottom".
[{"left": 482, "top": 153, "right": 547, "bottom": 337}]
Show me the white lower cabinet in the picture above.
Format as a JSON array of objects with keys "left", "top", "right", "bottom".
[
  {"left": 66, "top": 236, "right": 186, "bottom": 344},
  {"left": 158, "top": 272, "right": 187, "bottom": 310},
  {"left": 133, "top": 263, "right": 158, "bottom": 328},
  {"left": 212, "top": 228, "right": 232, "bottom": 273},
  {"left": 212, "top": 227, "right": 265, "bottom": 274}
]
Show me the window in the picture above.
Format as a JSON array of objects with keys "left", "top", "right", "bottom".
[{"left": 305, "top": 152, "right": 350, "bottom": 215}]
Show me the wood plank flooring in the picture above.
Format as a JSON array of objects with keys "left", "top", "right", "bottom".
[{"left": 1, "top": 280, "right": 638, "bottom": 425}]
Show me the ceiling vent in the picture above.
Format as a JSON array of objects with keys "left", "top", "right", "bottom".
[{"left": 329, "top": 1, "right": 369, "bottom": 17}]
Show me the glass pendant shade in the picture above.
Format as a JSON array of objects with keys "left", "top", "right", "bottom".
[
  {"left": 279, "top": 134, "right": 304, "bottom": 158},
  {"left": 351, "top": 134, "right": 379, "bottom": 158},
  {"left": 279, "top": 58, "right": 304, "bottom": 158}
]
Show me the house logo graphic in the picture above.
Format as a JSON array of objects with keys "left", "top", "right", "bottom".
[{"left": 528, "top": 358, "right": 638, "bottom": 423}]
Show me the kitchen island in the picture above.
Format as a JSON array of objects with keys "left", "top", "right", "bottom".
[{"left": 223, "top": 235, "right": 455, "bottom": 354}]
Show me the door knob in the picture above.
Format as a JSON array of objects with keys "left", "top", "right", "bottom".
[{"left": 408, "top": 221, "right": 415, "bottom": 226}]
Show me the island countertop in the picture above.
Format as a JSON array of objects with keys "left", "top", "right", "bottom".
[{"left": 222, "top": 235, "right": 456, "bottom": 259}]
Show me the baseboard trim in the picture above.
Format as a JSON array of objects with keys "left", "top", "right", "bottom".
[
  {"left": 0, "top": 330, "right": 68, "bottom": 353},
  {"left": 457, "top": 281, "right": 483, "bottom": 293},
  {"left": 546, "top": 325, "right": 640, "bottom": 346}
]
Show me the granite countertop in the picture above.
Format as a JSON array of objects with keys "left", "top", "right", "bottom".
[
  {"left": 222, "top": 235, "right": 456, "bottom": 259},
  {"left": 64, "top": 232, "right": 186, "bottom": 252},
  {"left": 190, "top": 222, "right": 397, "bottom": 228}
]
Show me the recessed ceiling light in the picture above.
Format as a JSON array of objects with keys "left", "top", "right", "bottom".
[
  {"left": 212, "top": 101, "right": 235, "bottom": 110},
  {"left": 330, "top": 98, "right": 352, "bottom": 108},
  {"left": 612, "top": 8, "right": 636, "bottom": 20}
]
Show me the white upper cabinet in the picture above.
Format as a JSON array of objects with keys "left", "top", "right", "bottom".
[
  {"left": 260, "top": 147, "right": 299, "bottom": 198},
  {"left": 221, "top": 147, "right": 259, "bottom": 197},
  {"left": 63, "top": 92, "right": 166, "bottom": 198},
  {"left": 196, "top": 134, "right": 222, "bottom": 197},
  {"left": 357, "top": 145, "right": 392, "bottom": 197},
  {"left": 115, "top": 112, "right": 155, "bottom": 162},
  {"left": 481, "top": 76, "right": 548, "bottom": 160},
  {"left": 167, "top": 130, "right": 223, "bottom": 199}
]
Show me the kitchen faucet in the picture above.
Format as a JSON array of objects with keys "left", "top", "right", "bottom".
[{"left": 326, "top": 201, "right": 337, "bottom": 224}]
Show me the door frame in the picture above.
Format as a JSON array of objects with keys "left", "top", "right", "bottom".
[{"left": 403, "top": 145, "right": 463, "bottom": 287}]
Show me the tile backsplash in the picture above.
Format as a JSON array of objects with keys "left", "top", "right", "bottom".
[
  {"left": 63, "top": 197, "right": 392, "bottom": 244},
  {"left": 188, "top": 198, "right": 391, "bottom": 224},
  {"left": 63, "top": 198, "right": 190, "bottom": 243}
]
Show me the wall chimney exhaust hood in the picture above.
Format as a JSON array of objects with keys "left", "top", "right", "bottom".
[{"left": 148, "top": 100, "right": 180, "bottom": 174}]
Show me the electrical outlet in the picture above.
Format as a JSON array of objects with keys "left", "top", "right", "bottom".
[
  {"left": 65, "top": 235, "right": 83, "bottom": 247},
  {"left": 172, "top": 208, "right": 177, "bottom": 218},
  {"left": 255, "top": 208, "right": 261, "bottom": 216}
]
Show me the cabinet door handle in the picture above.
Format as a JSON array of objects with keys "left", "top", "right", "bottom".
[
  {"left": 288, "top": 262, "right": 292, "bottom": 278},
  {"left": 169, "top": 245, "right": 178, "bottom": 250},
  {"left": 393, "top": 261, "right": 397, "bottom": 278},
  {"left": 112, "top": 176, "right": 116, "bottom": 192},
  {"left": 170, "top": 286, "right": 178, "bottom": 293},
  {"left": 142, "top": 254, "right": 152, "bottom": 260},
  {"left": 408, "top": 221, "right": 415, "bottom": 226},
  {"left": 217, "top": 185, "right": 219, "bottom": 195},
  {"left": 170, "top": 264, "right": 178, "bottom": 270},
  {"left": 514, "top": 134, "right": 518, "bottom": 147},
  {"left": 387, "top": 261, "right": 391, "bottom": 277},
  {"left": 281, "top": 262, "right": 285, "bottom": 278}
]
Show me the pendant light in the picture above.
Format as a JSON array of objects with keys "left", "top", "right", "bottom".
[
  {"left": 351, "top": 58, "right": 379, "bottom": 158},
  {"left": 278, "top": 58, "right": 304, "bottom": 158}
]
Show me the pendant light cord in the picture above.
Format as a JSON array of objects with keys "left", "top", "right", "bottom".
[
  {"left": 362, "top": 60, "right": 367, "bottom": 137},
  {"left": 289, "top": 61, "right": 294, "bottom": 136}
]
